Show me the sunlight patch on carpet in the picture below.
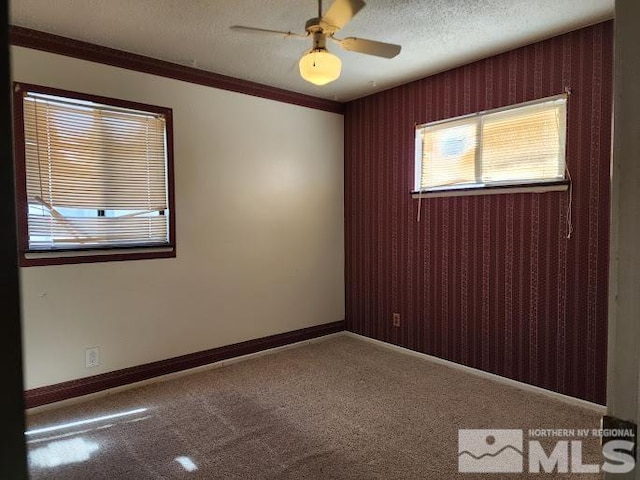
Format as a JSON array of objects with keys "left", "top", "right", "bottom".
[
  {"left": 26, "top": 407, "right": 148, "bottom": 435},
  {"left": 175, "top": 456, "right": 198, "bottom": 472},
  {"left": 29, "top": 437, "right": 100, "bottom": 468}
]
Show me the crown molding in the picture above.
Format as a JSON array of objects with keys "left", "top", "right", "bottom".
[{"left": 9, "top": 25, "right": 344, "bottom": 115}]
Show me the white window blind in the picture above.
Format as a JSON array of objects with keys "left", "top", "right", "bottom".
[
  {"left": 416, "top": 96, "right": 567, "bottom": 192},
  {"left": 419, "top": 118, "right": 478, "bottom": 189},
  {"left": 22, "top": 92, "right": 169, "bottom": 250}
]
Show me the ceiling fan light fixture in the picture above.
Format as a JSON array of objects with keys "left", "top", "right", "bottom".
[{"left": 299, "top": 48, "right": 342, "bottom": 86}]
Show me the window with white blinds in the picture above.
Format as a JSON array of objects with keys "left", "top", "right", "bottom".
[
  {"left": 15, "top": 85, "right": 174, "bottom": 262},
  {"left": 415, "top": 96, "right": 567, "bottom": 192}
]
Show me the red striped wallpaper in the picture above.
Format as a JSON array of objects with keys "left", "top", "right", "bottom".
[{"left": 344, "top": 21, "right": 613, "bottom": 404}]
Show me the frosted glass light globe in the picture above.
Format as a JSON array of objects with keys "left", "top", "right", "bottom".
[{"left": 299, "top": 48, "right": 342, "bottom": 86}]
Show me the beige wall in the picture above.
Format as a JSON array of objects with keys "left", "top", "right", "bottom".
[{"left": 12, "top": 46, "right": 345, "bottom": 390}]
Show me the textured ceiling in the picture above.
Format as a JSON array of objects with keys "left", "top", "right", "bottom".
[{"left": 10, "top": 0, "right": 613, "bottom": 102}]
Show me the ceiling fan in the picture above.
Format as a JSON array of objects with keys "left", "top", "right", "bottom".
[{"left": 230, "top": 0, "right": 402, "bottom": 86}]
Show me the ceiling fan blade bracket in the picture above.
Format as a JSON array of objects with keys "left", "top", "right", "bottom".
[
  {"left": 230, "top": 26, "right": 308, "bottom": 39},
  {"left": 319, "top": 21, "right": 340, "bottom": 34}
]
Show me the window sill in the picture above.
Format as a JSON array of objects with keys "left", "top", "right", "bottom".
[
  {"left": 411, "top": 180, "right": 569, "bottom": 199},
  {"left": 21, "top": 245, "right": 175, "bottom": 267}
]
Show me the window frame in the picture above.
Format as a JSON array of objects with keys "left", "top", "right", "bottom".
[
  {"left": 413, "top": 94, "right": 569, "bottom": 198},
  {"left": 12, "top": 82, "right": 176, "bottom": 267}
]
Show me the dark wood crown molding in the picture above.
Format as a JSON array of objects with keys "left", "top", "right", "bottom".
[
  {"left": 25, "top": 320, "right": 345, "bottom": 408},
  {"left": 9, "top": 26, "right": 344, "bottom": 115}
]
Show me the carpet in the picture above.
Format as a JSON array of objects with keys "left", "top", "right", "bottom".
[{"left": 26, "top": 335, "right": 605, "bottom": 479}]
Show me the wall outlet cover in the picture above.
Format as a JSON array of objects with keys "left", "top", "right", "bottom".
[{"left": 85, "top": 347, "right": 100, "bottom": 368}]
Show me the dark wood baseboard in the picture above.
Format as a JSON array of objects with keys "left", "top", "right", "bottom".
[
  {"left": 9, "top": 26, "right": 344, "bottom": 115},
  {"left": 25, "top": 320, "right": 345, "bottom": 408}
]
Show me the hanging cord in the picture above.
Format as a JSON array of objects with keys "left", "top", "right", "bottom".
[
  {"left": 33, "top": 96, "right": 69, "bottom": 239},
  {"left": 562, "top": 86, "right": 573, "bottom": 239},
  {"left": 32, "top": 94, "right": 47, "bottom": 216},
  {"left": 565, "top": 165, "right": 573, "bottom": 239},
  {"left": 32, "top": 94, "right": 61, "bottom": 245},
  {"left": 416, "top": 123, "right": 424, "bottom": 222}
]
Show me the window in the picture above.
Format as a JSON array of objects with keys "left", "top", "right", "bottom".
[
  {"left": 13, "top": 83, "right": 175, "bottom": 266},
  {"left": 414, "top": 95, "right": 568, "bottom": 196}
]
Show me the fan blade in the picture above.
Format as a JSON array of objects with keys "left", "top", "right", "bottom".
[
  {"left": 321, "top": 0, "right": 365, "bottom": 31},
  {"left": 230, "top": 25, "right": 307, "bottom": 39},
  {"left": 335, "top": 37, "right": 401, "bottom": 58}
]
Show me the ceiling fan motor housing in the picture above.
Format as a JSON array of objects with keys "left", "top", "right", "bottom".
[
  {"left": 305, "top": 19, "right": 328, "bottom": 50},
  {"left": 305, "top": 18, "right": 323, "bottom": 33}
]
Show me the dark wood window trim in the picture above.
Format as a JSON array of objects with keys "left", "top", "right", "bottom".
[
  {"left": 411, "top": 180, "right": 570, "bottom": 199},
  {"left": 13, "top": 82, "right": 177, "bottom": 267},
  {"left": 9, "top": 26, "right": 344, "bottom": 115}
]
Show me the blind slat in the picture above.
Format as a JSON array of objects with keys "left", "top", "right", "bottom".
[
  {"left": 23, "top": 92, "right": 170, "bottom": 248},
  {"left": 28, "top": 214, "right": 169, "bottom": 249},
  {"left": 417, "top": 97, "right": 566, "bottom": 190},
  {"left": 481, "top": 104, "right": 565, "bottom": 183}
]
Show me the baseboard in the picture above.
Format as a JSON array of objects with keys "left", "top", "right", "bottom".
[
  {"left": 25, "top": 320, "right": 345, "bottom": 410},
  {"left": 27, "top": 326, "right": 602, "bottom": 414},
  {"left": 344, "top": 332, "right": 606, "bottom": 414}
]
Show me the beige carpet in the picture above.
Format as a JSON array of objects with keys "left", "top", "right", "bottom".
[{"left": 26, "top": 335, "right": 604, "bottom": 479}]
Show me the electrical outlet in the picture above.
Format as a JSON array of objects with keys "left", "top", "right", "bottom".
[
  {"left": 392, "top": 313, "right": 401, "bottom": 327},
  {"left": 85, "top": 347, "right": 100, "bottom": 368}
]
